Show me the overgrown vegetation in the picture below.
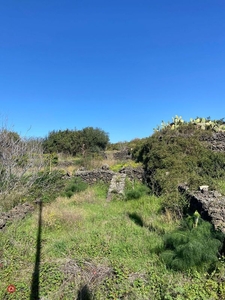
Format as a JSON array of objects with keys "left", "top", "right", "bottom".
[
  {"left": 0, "top": 128, "right": 46, "bottom": 211},
  {"left": 133, "top": 118, "right": 225, "bottom": 214},
  {"left": 43, "top": 127, "right": 109, "bottom": 156},
  {"left": 1, "top": 184, "right": 225, "bottom": 299},
  {"left": 61, "top": 177, "right": 88, "bottom": 198},
  {"left": 1, "top": 116, "right": 225, "bottom": 299},
  {"left": 26, "top": 170, "right": 66, "bottom": 203},
  {"left": 124, "top": 178, "right": 150, "bottom": 200},
  {"left": 109, "top": 160, "right": 142, "bottom": 172}
]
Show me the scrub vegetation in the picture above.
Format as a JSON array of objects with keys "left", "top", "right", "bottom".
[{"left": 1, "top": 117, "right": 225, "bottom": 299}]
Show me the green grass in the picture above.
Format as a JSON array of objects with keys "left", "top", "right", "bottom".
[
  {"left": 215, "top": 179, "right": 225, "bottom": 195},
  {"left": 1, "top": 183, "right": 225, "bottom": 299}
]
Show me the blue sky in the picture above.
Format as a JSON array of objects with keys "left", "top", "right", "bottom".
[{"left": 1, "top": 0, "right": 225, "bottom": 142}]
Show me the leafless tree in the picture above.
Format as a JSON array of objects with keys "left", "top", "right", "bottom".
[{"left": 0, "top": 125, "right": 46, "bottom": 208}]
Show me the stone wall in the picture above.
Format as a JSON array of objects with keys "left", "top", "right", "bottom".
[
  {"left": 74, "top": 169, "right": 115, "bottom": 185},
  {"left": 200, "top": 131, "right": 225, "bottom": 152},
  {"left": 107, "top": 173, "right": 127, "bottom": 201},
  {"left": 74, "top": 166, "right": 145, "bottom": 185},
  {"left": 113, "top": 149, "right": 132, "bottom": 160},
  {"left": 178, "top": 183, "right": 225, "bottom": 233},
  {"left": 119, "top": 166, "right": 145, "bottom": 182}
]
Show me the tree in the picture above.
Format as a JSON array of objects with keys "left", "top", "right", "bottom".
[
  {"left": 0, "top": 126, "right": 45, "bottom": 210},
  {"left": 43, "top": 127, "right": 109, "bottom": 156},
  {"left": 80, "top": 127, "right": 109, "bottom": 153}
]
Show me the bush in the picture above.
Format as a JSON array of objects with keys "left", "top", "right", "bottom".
[
  {"left": 125, "top": 189, "right": 142, "bottom": 200},
  {"left": 0, "top": 127, "right": 45, "bottom": 209},
  {"left": 62, "top": 178, "right": 88, "bottom": 198},
  {"left": 43, "top": 127, "right": 109, "bottom": 156},
  {"left": 161, "top": 215, "right": 224, "bottom": 272},
  {"left": 133, "top": 121, "right": 225, "bottom": 213},
  {"left": 125, "top": 180, "right": 149, "bottom": 200}
]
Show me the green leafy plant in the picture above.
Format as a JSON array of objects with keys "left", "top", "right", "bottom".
[{"left": 110, "top": 161, "right": 142, "bottom": 172}]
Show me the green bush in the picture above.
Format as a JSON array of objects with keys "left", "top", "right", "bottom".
[
  {"left": 43, "top": 127, "right": 109, "bottom": 156},
  {"left": 125, "top": 189, "right": 142, "bottom": 200},
  {"left": 62, "top": 177, "right": 88, "bottom": 198},
  {"left": 161, "top": 215, "right": 224, "bottom": 272},
  {"left": 133, "top": 121, "right": 225, "bottom": 213}
]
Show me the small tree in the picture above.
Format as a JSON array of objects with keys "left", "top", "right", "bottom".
[{"left": 43, "top": 127, "right": 109, "bottom": 156}]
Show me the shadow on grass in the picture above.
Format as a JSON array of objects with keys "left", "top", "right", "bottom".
[
  {"left": 76, "top": 284, "right": 92, "bottom": 300},
  {"left": 128, "top": 213, "right": 144, "bottom": 227},
  {"left": 30, "top": 200, "right": 42, "bottom": 300},
  {"left": 128, "top": 212, "right": 166, "bottom": 234}
]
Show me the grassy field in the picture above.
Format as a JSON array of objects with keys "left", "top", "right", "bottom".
[{"left": 1, "top": 181, "right": 225, "bottom": 299}]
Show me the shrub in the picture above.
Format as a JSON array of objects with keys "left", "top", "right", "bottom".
[
  {"left": 161, "top": 215, "right": 224, "bottom": 272},
  {"left": 0, "top": 127, "right": 45, "bottom": 209},
  {"left": 62, "top": 178, "right": 88, "bottom": 198},
  {"left": 43, "top": 127, "right": 109, "bottom": 156},
  {"left": 133, "top": 121, "right": 225, "bottom": 213},
  {"left": 125, "top": 189, "right": 142, "bottom": 200},
  {"left": 125, "top": 180, "right": 149, "bottom": 200}
]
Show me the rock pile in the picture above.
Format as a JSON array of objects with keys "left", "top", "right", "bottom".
[
  {"left": 200, "top": 131, "right": 225, "bottom": 152},
  {"left": 178, "top": 183, "right": 225, "bottom": 233},
  {"left": 113, "top": 149, "right": 131, "bottom": 160}
]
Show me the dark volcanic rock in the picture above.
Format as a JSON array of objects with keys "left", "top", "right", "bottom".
[{"left": 179, "top": 183, "right": 225, "bottom": 233}]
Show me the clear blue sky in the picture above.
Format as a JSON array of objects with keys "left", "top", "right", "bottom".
[{"left": 1, "top": 0, "right": 225, "bottom": 143}]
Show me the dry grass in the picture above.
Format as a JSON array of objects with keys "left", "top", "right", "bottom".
[
  {"left": 41, "top": 196, "right": 85, "bottom": 229},
  {"left": 33, "top": 186, "right": 101, "bottom": 231},
  {"left": 62, "top": 259, "right": 112, "bottom": 286},
  {"left": 162, "top": 208, "right": 179, "bottom": 223},
  {"left": 70, "top": 188, "right": 97, "bottom": 204},
  {"left": 53, "top": 152, "right": 121, "bottom": 173}
]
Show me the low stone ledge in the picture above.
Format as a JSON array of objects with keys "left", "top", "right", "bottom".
[
  {"left": 74, "top": 169, "right": 116, "bottom": 185},
  {"left": 178, "top": 183, "right": 225, "bottom": 233}
]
